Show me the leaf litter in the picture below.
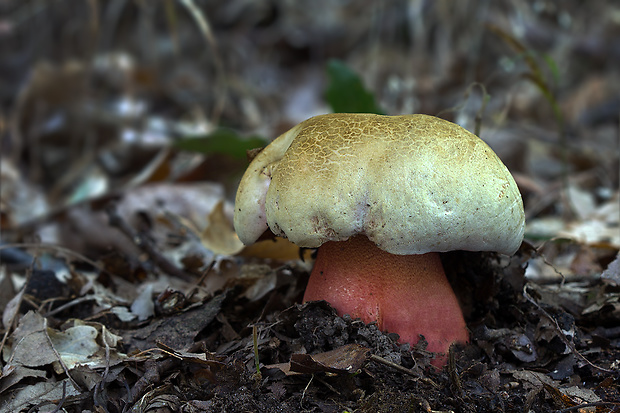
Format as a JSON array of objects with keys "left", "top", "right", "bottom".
[{"left": 1, "top": 1, "right": 619, "bottom": 412}]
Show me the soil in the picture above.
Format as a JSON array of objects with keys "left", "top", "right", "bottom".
[{"left": 89, "top": 249, "right": 620, "bottom": 412}]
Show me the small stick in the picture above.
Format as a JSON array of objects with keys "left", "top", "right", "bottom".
[
  {"left": 369, "top": 354, "right": 419, "bottom": 377},
  {"left": 253, "top": 325, "right": 261, "bottom": 378}
]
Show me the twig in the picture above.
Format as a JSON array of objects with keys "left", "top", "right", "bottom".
[
  {"left": 129, "top": 358, "right": 178, "bottom": 404},
  {"left": 369, "top": 354, "right": 419, "bottom": 377},
  {"left": 253, "top": 324, "right": 261, "bottom": 378},
  {"left": 447, "top": 348, "right": 463, "bottom": 396},
  {"left": 186, "top": 260, "right": 216, "bottom": 301},
  {"left": 100, "top": 325, "right": 112, "bottom": 387},
  {"left": 556, "top": 401, "right": 620, "bottom": 412},
  {"left": 49, "top": 380, "right": 67, "bottom": 413},
  {"left": 42, "top": 296, "right": 96, "bottom": 318},
  {"left": 0, "top": 242, "right": 105, "bottom": 274},
  {"left": 300, "top": 374, "right": 314, "bottom": 410},
  {"left": 43, "top": 318, "right": 82, "bottom": 392},
  {"left": 532, "top": 243, "right": 567, "bottom": 285},
  {"left": 177, "top": 0, "right": 227, "bottom": 123},
  {"left": 523, "top": 284, "right": 614, "bottom": 374}
]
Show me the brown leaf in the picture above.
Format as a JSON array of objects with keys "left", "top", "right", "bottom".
[
  {"left": 122, "top": 292, "right": 227, "bottom": 352},
  {"left": 201, "top": 200, "right": 244, "bottom": 255},
  {"left": 289, "top": 344, "right": 371, "bottom": 374}
]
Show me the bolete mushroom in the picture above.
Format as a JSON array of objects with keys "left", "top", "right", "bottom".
[{"left": 234, "top": 113, "right": 525, "bottom": 363}]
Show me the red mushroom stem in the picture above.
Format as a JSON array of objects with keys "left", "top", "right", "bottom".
[{"left": 303, "top": 235, "right": 468, "bottom": 365}]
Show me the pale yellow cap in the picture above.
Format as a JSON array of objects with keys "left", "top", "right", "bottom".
[{"left": 234, "top": 113, "right": 525, "bottom": 255}]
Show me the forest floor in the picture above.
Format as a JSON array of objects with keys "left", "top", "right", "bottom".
[{"left": 1, "top": 1, "right": 619, "bottom": 412}]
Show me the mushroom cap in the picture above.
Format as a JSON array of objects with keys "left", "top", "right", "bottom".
[{"left": 234, "top": 113, "right": 525, "bottom": 255}]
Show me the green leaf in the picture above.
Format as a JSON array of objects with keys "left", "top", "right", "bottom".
[
  {"left": 325, "top": 59, "right": 384, "bottom": 114},
  {"left": 174, "top": 128, "right": 268, "bottom": 159}
]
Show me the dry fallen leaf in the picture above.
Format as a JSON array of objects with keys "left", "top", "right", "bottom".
[
  {"left": 560, "top": 193, "right": 620, "bottom": 248},
  {"left": 1, "top": 379, "right": 82, "bottom": 412},
  {"left": 200, "top": 200, "right": 245, "bottom": 255},
  {"left": 290, "top": 343, "right": 371, "bottom": 374},
  {"left": 3, "top": 311, "right": 58, "bottom": 368},
  {"left": 266, "top": 344, "right": 371, "bottom": 376}
]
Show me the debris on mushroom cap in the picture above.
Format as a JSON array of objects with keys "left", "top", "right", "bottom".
[{"left": 234, "top": 113, "right": 525, "bottom": 255}]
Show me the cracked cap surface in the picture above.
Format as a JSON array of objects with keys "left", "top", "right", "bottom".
[{"left": 234, "top": 113, "right": 525, "bottom": 255}]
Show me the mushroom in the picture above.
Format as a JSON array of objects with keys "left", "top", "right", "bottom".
[{"left": 234, "top": 113, "right": 525, "bottom": 363}]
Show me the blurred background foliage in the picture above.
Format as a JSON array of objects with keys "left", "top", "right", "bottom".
[{"left": 1, "top": 0, "right": 618, "bottom": 258}]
